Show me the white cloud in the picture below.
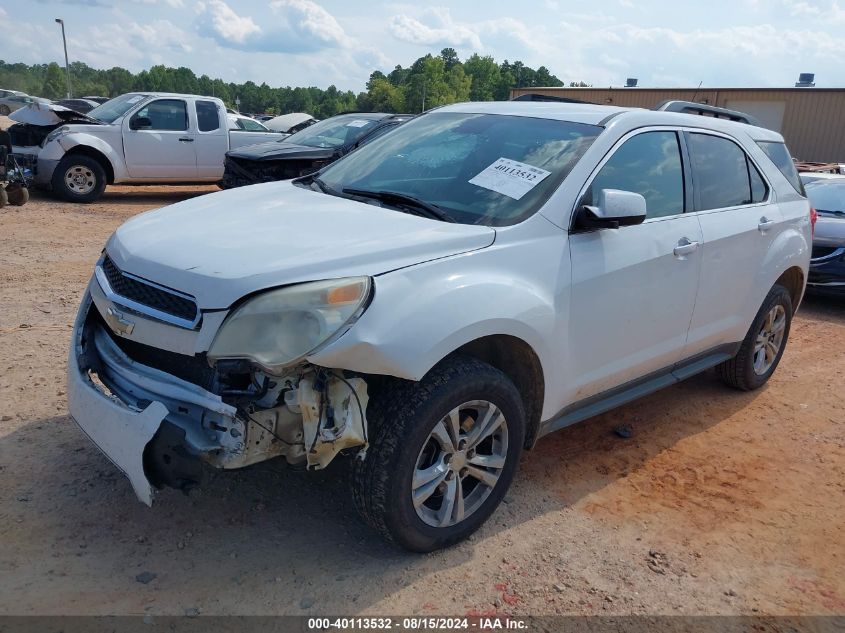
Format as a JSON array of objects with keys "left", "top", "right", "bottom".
[
  {"left": 389, "top": 9, "right": 482, "bottom": 49},
  {"left": 195, "top": 0, "right": 351, "bottom": 53},
  {"left": 269, "top": 0, "right": 349, "bottom": 47},
  {"left": 198, "top": 0, "right": 261, "bottom": 44}
]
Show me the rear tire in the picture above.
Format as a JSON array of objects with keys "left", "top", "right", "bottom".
[
  {"left": 51, "top": 154, "right": 107, "bottom": 203},
  {"left": 0, "top": 105, "right": 10, "bottom": 116},
  {"left": 352, "top": 356, "right": 525, "bottom": 552},
  {"left": 717, "top": 284, "right": 793, "bottom": 390}
]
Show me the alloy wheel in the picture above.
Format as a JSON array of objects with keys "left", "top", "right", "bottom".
[{"left": 412, "top": 400, "right": 509, "bottom": 528}]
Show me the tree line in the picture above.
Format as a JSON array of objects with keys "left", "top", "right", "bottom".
[{"left": 0, "top": 48, "right": 574, "bottom": 118}]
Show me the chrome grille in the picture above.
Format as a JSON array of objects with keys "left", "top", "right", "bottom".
[{"left": 100, "top": 256, "right": 199, "bottom": 324}]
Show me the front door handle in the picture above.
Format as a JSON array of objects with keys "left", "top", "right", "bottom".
[
  {"left": 673, "top": 237, "right": 700, "bottom": 257},
  {"left": 758, "top": 217, "right": 775, "bottom": 232},
  {"left": 178, "top": 137, "right": 194, "bottom": 142}
]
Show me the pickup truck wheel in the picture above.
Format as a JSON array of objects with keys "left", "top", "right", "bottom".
[
  {"left": 352, "top": 356, "right": 525, "bottom": 552},
  {"left": 52, "top": 155, "right": 106, "bottom": 203},
  {"left": 717, "top": 284, "right": 793, "bottom": 391}
]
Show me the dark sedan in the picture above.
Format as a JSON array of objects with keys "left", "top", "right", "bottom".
[
  {"left": 806, "top": 178, "right": 845, "bottom": 296},
  {"left": 55, "top": 98, "right": 101, "bottom": 114},
  {"left": 221, "top": 112, "right": 411, "bottom": 189}
]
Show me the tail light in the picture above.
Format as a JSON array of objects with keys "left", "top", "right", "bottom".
[{"left": 810, "top": 207, "right": 817, "bottom": 237}]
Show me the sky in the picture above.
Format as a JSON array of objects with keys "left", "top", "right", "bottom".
[{"left": 1, "top": 0, "right": 843, "bottom": 92}]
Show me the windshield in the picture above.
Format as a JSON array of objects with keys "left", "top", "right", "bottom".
[
  {"left": 285, "top": 114, "right": 382, "bottom": 149},
  {"left": 806, "top": 180, "right": 845, "bottom": 213},
  {"left": 317, "top": 112, "right": 602, "bottom": 226},
  {"left": 88, "top": 93, "right": 149, "bottom": 123}
]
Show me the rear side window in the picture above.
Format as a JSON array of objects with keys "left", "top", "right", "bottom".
[
  {"left": 757, "top": 141, "right": 805, "bottom": 195},
  {"left": 196, "top": 100, "right": 220, "bottom": 132},
  {"left": 688, "top": 133, "right": 767, "bottom": 210},
  {"left": 587, "top": 131, "right": 684, "bottom": 219}
]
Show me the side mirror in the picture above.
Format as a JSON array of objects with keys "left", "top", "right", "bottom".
[
  {"left": 130, "top": 116, "right": 152, "bottom": 130},
  {"left": 575, "top": 189, "right": 647, "bottom": 230}
]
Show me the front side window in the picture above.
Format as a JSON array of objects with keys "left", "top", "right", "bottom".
[
  {"left": 317, "top": 112, "right": 602, "bottom": 226},
  {"left": 585, "top": 131, "right": 684, "bottom": 219},
  {"left": 133, "top": 99, "right": 188, "bottom": 131},
  {"left": 689, "top": 133, "right": 769, "bottom": 210},
  {"left": 196, "top": 100, "right": 220, "bottom": 132}
]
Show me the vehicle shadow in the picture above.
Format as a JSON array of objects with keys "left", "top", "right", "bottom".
[
  {"left": 26, "top": 185, "right": 218, "bottom": 207},
  {"left": 799, "top": 291, "right": 845, "bottom": 325},
  {"left": 0, "top": 368, "right": 761, "bottom": 615}
]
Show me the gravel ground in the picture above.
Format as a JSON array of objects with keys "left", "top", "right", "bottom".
[{"left": 0, "top": 171, "right": 843, "bottom": 616}]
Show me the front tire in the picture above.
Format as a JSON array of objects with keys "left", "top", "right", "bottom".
[
  {"left": 352, "top": 356, "right": 525, "bottom": 552},
  {"left": 51, "top": 154, "right": 107, "bottom": 203},
  {"left": 717, "top": 284, "right": 793, "bottom": 390}
]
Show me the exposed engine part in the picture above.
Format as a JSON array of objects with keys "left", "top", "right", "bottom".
[{"left": 297, "top": 372, "right": 369, "bottom": 469}]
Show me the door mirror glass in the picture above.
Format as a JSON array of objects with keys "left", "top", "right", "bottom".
[
  {"left": 577, "top": 189, "right": 647, "bottom": 229},
  {"left": 130, "top": 116, "right": 152, "bottom": 130}
]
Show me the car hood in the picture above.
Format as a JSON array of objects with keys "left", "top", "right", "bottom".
[
  {"left": 226, "top": 140, "right": 335, "bottom": 162},
  {"left": 106, "top": 181, "right": 495, "bottom": 309},
  {"left": 9, "top": 101, "right": 100, "bottom": 126}
]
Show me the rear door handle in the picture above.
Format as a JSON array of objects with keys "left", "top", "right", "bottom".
[
  {"left": 178, "top": 137, "right": 194, "bottom": 142},
  {"left": 758, "top": 217, "right": 775, "bottom": 231},
  {"left": 673, "top": 238, "right": 700, "bottom": 257}
]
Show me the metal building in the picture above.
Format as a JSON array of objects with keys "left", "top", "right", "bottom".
[{"left": 510, "top": 87, "right": 845, "bottom": 163}]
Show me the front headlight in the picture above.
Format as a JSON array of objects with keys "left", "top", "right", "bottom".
[
  {"left": 208, "top": 277, "right": 372, "bottom": 374},
  {"left": 45, "top": 126, "right": 70, "bottom": 145}
]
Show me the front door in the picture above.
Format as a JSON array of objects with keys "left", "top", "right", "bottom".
[
  {"left": 123, "top": 98, "right": 197, "bottom": 179},
  {"left": 567, "top": 130, "right": 703, "bottom": 401}
]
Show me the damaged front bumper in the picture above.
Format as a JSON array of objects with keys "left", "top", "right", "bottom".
[
  {"left": 68, "top": 281, "right": 370, "bottom": 505},
  {"left": 68, "top": 292, "right": 240, "bottom": 504}
]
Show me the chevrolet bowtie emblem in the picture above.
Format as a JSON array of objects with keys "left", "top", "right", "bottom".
[{"left": 106, "top": 306, "right": 135, "bottom": 335}]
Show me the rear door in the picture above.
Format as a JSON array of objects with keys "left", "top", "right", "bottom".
[
  {"left": 682, "top": 131, "right": 776, "bottom": 355},
  {"left": 194, "top": 99, "right": 228, "bottom": 179},
  {"left": 122, "top": 98, "right": 197, "bottom": 179},
  {"left": 567, "top": 129, "right": 703, "bottom": 400}
]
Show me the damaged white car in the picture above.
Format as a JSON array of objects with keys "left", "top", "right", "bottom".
[{"left": 69, "top": 101, "right": 811, "bottom": 551}]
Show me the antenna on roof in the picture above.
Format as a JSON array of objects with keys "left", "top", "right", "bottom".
[{"left": 690, "top": 81, "right": 703, "bottom": 104}]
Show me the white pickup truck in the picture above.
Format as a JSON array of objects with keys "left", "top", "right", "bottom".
[{"left": 11, "top": 92, "right": 282, "bottom": 202}]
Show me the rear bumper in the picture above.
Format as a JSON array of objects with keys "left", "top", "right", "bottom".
[{"left": 67, "top": 289, "right": 239, "bottom": 504}]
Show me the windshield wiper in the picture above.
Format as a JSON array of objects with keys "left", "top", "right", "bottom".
[
  {"left": 302, "top": 174, "right": 340, "bottom": 196},
  {"left": 342, "top": 187, "right": 456, "bottom": 223}
]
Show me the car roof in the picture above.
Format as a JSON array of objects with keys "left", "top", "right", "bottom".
[{"left": 436, "top": 101, "right": 784, "bottom": 142}]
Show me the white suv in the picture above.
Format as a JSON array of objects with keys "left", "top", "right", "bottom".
[{"left": 68, "top": 101, "right": 812, "bottom": 551}]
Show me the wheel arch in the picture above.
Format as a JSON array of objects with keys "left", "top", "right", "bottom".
[
  {"left": 449, "top": 334, "right": 546, "bottom": 450},
  {"left": 774, "top": 266, "right": 805, "bottom": 311},
  {"left": 63, "top": 145, "right": 115, "bottom": 184}
]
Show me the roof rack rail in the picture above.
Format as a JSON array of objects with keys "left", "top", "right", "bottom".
[
  {"left": 512, "top": 93, "right": 592, "bottom": 104},
  {"left": 655, "top": 100, "right": 763, "bottom": 127}
]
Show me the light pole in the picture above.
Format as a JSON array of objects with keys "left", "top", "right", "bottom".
[{"left": 55, "top": 18, "right": 72, "bottom": 98}]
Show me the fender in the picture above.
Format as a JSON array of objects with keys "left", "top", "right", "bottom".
[
  {"left": 308, "top": 236, "right": 565, "bottom": 407},
  {"left": 40, "top": 131, "right": 127, "bottom": 182},
  {"left": 744, "top": 215, "right": 811, "bottom": 328}
]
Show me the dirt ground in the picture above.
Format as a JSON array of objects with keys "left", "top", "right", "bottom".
[{"left": 0, "top": 171, "right": 843, "bottom": 616}]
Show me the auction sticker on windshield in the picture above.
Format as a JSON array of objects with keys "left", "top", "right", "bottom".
[
  {"left": 346, "top": 120, "right": 370, "bottom": 128},
  {"left": 469, "top": 157, "right": 551, "bottom": 200}
]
